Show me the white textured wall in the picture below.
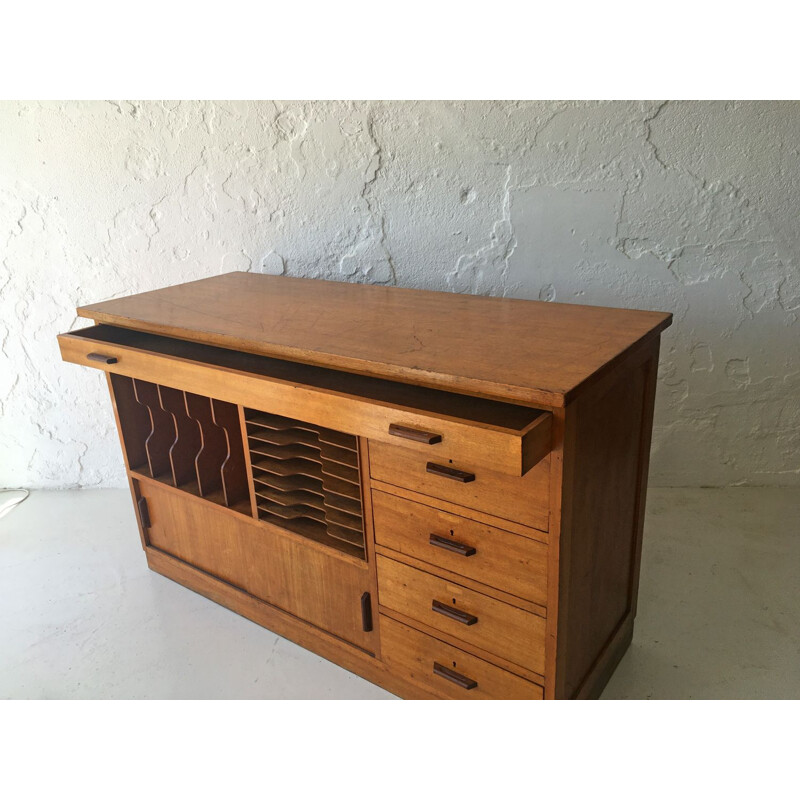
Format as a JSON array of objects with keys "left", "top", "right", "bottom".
[{"left": 1, "top": 100, "right": 798, "bottom": 489}]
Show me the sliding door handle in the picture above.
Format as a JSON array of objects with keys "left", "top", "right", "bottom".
[
  {"left": 137, "top": 497, "right": 151, "bottom": 530},
  {"left": 360, "top": 592, "right": 373, "bottom": 632}
]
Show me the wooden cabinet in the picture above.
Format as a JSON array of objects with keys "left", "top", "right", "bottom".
[{"left": 58, "top": 272, "right": 671, "bottom": 699}]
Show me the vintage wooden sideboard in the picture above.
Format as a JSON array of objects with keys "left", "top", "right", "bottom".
[{"left": 58, "top": 272, "right": 672, "bottom": 699}]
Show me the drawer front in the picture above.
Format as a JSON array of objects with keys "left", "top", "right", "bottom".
[
  {"left": 58, "top": 326, "right": 550, "bottom": 477},
  {"left": 380, "top": 616, "right": 543, "bottom": 700},
  {"left": 369, "top": 441, "right": 550, "bottom": 532},
  {"left": 372, "top": 491, "right": 548, "bottom": 606},
  {"left": 377, "top": 555, "right": 546, "bottom": 673}
]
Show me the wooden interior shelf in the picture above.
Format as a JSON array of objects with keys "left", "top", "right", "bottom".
[{"left": 245, "top": 409, "right": 366, "bottom": 559}]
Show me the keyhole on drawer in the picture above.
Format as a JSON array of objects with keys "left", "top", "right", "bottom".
[
  {"left": 453, "top": 661, "right": 457, "bottom": 668},
  {"left": 449, "top": 529, "right": 454, "bottom": 536},
  {"left": 448, "top": 459, "right": 453, "bottom": 464},
  {"left": 452, "top": 598, "right": 457, "bottom": 605}
]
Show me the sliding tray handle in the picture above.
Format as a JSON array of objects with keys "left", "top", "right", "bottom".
[
  {"left": 388, "top": 424, "right": 442, "bottom": 445},
  {"left": 87, "top": 352, "right": 118, "bottom": 364}
]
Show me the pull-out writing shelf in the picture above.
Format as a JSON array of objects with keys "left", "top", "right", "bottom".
[{"left": 59, "top": 272, "right": 671, "bottom": 699}]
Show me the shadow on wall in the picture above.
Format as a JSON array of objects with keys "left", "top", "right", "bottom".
[{"left": 0, "top": 100, "right": 797, "bottom": 488}]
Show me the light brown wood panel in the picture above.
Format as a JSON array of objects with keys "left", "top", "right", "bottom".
[
  {"left": 58, "top": 325, "right": 551, "bottom": 477},
  {"left": 76, "top": 272, "right": 672, "bottom": 406},
  {"left": 244, "top": 519, "right": 375, "bottom": 652},
  {"left": 369, "top": 441, "right": 550, "bottom": 532},
  {"left": 138, "top": 478, "right": 376, "bottom": 652},
  {"left": 138, "top": 477, "right": 249, "bottom": 588},
  {"left": 380, "top": 616, "right": 543, "bottom": 700},
  {"left": 372, "top": 490, "right": 548, "bottom": 606},
  {"left": 377, "top": 555, "right": 546, "bottom": 673}
]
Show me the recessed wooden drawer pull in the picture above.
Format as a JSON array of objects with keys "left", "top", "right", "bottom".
[
  {"left": 432, "top": 599, "right": 478, "bottom": 626},
  {"left": 426, "top": 462, "right": 475, "bottom": 483},
  {"left": 388, "top": 424, "right": 442, "bottom": 445},
  {"left": 87, "top": 352, "right": 118, "bottom": 364},
  {"left": 433, "top": 662, "right": 478, "bottom": 690},
  {"left": 429, "top": 533, "right": 476, "bottom": 557}
]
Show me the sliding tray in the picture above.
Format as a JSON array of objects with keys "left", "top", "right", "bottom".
[{"left": 58, "top": 324, "right": 552, "bottom": 476}]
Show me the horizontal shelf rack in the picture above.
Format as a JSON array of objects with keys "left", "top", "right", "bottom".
[{"left": 245, "top": 409, "right": 366, "bottom": 559}]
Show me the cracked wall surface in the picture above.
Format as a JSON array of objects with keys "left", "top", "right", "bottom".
[{"left": 1, "top": 100, "right": 797, "bottom": 488}]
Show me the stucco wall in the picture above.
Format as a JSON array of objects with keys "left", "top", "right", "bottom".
[{"left": 1, "top": 100, "right": 797, "bottom": 489}]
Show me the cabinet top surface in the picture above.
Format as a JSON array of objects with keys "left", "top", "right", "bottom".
[{"left": 77, "top": 272, "right": 671, "bottom": 406}]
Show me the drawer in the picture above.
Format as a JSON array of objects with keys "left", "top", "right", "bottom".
[
  {"left": 373, "top": 491, "right": 548, "bottom": 606},
  {"left": 58, "top": 324, "right": 551, "bottom": 477},
  {"left": 369, "top": 440, "right": 550, "bottom": 531},
  {"left": 380, "top": 616, "right": 543, "bottom": 700},
  {"left": 377, "top": 555, "right": 546, "bottom": 673}
]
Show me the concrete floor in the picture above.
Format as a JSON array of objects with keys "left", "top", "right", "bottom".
[{"left": 1, "top": 488, "right": 797, "bottom": 699}]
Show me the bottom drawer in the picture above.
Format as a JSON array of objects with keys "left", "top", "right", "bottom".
[{"left": 381, "top": 616, "right": 543, "bottom": 700}]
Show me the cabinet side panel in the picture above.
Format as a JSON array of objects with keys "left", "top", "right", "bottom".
[{"left": 559, "top": 340, "right": 659, "bottom": 699}]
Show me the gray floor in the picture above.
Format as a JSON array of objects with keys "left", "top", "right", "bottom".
[{"left": 1, "top": 488, "right": 797, "bottom": 699}]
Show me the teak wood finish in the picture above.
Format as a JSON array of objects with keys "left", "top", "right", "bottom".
[{"left": 58, "top": 272, "right": 671, "bottom": 700}]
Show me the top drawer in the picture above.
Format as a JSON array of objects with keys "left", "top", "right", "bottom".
[{"left": 58, "top": 324, "right": 552, "bottom": 477}]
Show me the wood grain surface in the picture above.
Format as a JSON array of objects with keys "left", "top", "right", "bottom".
[{"left": 77, "top": 272, "right": 672, "bottom": 406}]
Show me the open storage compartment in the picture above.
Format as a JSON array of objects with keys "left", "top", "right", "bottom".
[
  {"left": 60, "top": 324, "right": 553, "bottom": 477},
  {"left": 245, "top": 409, "right": 366, "bottom": 559},
  {"left": 110, "top": 374, "right": 250, "bottom": 513}
]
